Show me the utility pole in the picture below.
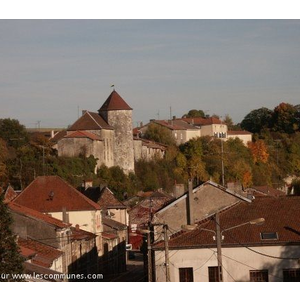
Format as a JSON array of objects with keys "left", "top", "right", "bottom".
[
  {"left": 147, "top": 222, "right": 153, "bottom": 282},
  {"left": 215, "top": 212, "right": 223, "bottom": 282},
  {"left": 163, "top": 224, "right": 170, "bottom": 282},
  {"left": 221, "top": 138, "right": 225, "bottom": 186}
]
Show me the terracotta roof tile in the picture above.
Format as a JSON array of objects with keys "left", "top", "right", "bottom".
[
  {"left": 71, "top": 226, "right": 97, "bottom": 241},
  {"left": 180, "top": 117, "right": 222, "bottom": 126},
  {"left": 153, "top": 120, "right": 198, "bottom": 131},
  {"left": 3, "top": 185, "right": 18, "bottom": 203},
  {"left": 50, "top": 130, "right": 67, "bottom": 143},
  {"left": 102, "top": 232, "right": 118, "bottom": 240},
  {"left": 98, "top": 90, "right": 132, "bottom": 111},
  {"left": 8, "top": 202, "right": 71, "bottom": 228},
  {"left": 68, "top": 111, "right": 113, "bottom": 131},
  {"left": 18, "top": 238, "right": 62, "bottom": 268},
  {"left": 249, "top": 186, "right": 286, "bottom": 197},
  {"left": 13, "top": 176, "right": 101, "bottom": 213}
]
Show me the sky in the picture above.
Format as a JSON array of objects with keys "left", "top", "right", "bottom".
[{"left": 1, "top": 19, "right": 300, "bottom": 129}]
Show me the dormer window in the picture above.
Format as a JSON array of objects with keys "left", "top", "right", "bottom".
[{"left": 260, "top": 232, "right": 278, "bottom": 240}]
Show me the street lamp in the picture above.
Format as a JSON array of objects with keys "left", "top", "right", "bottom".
[{"left": 182, "top": 213, "right": 265, "bottom": 282}]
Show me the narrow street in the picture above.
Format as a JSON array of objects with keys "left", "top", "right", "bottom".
[{"left": 110, "top": 252, "right": 147, "bottom": 282}]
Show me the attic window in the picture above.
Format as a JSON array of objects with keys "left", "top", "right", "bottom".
[
  {"left": 260, "top": 232, "right": 278, "bottom": 240},
  {"left": 48, "top": 191, "right": 55, "bottom": 201}
]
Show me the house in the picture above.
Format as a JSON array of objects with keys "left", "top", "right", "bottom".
[
  {"left": 69, "top": 225, "right": 98, "bottom": 279},
  {"left": 128, "top": 190, "right": 174, "bottom": 250},
  {"left": 227, "top": 130, "right": 252, "bottom": 146},
  {"left": 82, "top": 184, "right": 128, "bottom": 226},
  {"left": 153, "top": 180, "right": 251, "bottom": 236},
  {"left": 139, "top": 119, "right": 201, "bottom": 146},
  {"left": 100, "top": 217, "right": 128, "bottom": 278},
  {"left": 18, "top": 237, "right": 64, "bottom": 273},
  {"left": 54, "top": 90, "right": 135, "bottom": 174},
  {"left": 133, "top": 137, "right": 167, "bottom": 161},
  {"left": 12, "top": 176, "right": 103, "bottom": 255},
  {"left": 8, "top": 201, "right": 72, "bottom": 274},
  {"left": 153, "top": 195, "right": 300, "bottom": 282},
  {"left": 246, "top": 185, "right": 286, "bottom": 197}
]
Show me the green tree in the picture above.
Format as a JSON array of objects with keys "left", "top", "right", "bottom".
[
  {"left": 0, "top": 118, "right": 29, "bottom": 148},
  {"left": 144, "top": 123, "right": 176, "bottom": 146},
  {"left": 0, "top": 193, "right": 24, "bottom": 281},
  {"left": 241, "top": 107, "right": 273, "bottom": 133},
  {"left": 182, "top": 109, "right": 206, "bottom": 118}
]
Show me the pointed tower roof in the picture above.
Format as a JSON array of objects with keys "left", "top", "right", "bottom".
[{"left": 98, "top": 90, "right": 132, "bottom": 112}]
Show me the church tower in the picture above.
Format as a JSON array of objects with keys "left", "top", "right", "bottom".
[{"left": 98, "top": 90, "right": 135, "bottom": 174}]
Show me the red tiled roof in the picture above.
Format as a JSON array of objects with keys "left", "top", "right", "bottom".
[
  {"left": 68, "top": 111, "right": 113, "bottom": 131},
  {"left": 18, "top": 238, "right": 62, "bottom": 268},
  {"left": 154, "top": 196, "right": 300, "bottom": 249},
  {"left": 19, "top": 246, "right": 36, "bottom": 259},
  {"left": 63, "top": 131, "right": 103, "bottom": 141},
  {"left": 227, "top": 130, "right": 252, "bottom": 135},
  {"left": 8, "top": 202, "right": 71, "bottom": 228},
  {"left": 181, "top": 117, "right": 222, "bottom": 126},
  {"left": 154, "top": 120, "right": 197, "bottom": 131},
  {"left": 98, "top": 187, "right": 127, "bottom": 209},
  {"left": 102, "top": 232, "right": 118, "bottom": 240},
  {"left": 250, "top": 186, "right": 286, "bottom": 197},
  {"left": 98, "top": 90, "right": 132, "bottom": 111},
  {"left": 3, "top": 185, "right": 18, "bottom": 203},
  {"left": 71, "top": 226, "right": 97, "bottom": 241},
  {"left": 50, "top": 130, "right": 67, "bottom": 143},
  {"left": 13, "top": 176, "right": 101, "bottom": 213}
]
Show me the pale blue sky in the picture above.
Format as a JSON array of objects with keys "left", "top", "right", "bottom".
[{"left": 1, "top": 20, "right": 300, "bottom": 128}]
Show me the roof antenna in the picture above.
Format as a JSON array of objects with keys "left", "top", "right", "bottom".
[{"left": 111, "top": 84, "right": 115, "bottom": 91}]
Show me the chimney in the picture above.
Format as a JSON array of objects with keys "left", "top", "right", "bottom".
[
  {"left": 82, "top": 179, "right": 93, "bottom": 190},
  {"left": 62, "top": 207, "right": 69, "bottom": 223},
  {"left": 173, "top": 183, "right": 185, "bottom": 198},
  {"left": 186, "top": 179, "right": 194, "bottom": 225}
]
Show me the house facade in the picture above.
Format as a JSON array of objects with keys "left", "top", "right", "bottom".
[{"left": 153, "top": 196, "right": 300, "bottom": 282}]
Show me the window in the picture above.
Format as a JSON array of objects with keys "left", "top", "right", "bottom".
[
  {"left": 283, "top": 269, "right": 300, "bottom": 282},
  {"left": 260, "top": 232, "right": 278, "bottom": 240},
  {"left": 208, "top": 266, "right": 220, "bottom": 282},
  {"left": 250, "top": 270, "right": 269, "bottom": 282},
  {"left": 179, "top": 268, "right": 194, "bottom": 282}
]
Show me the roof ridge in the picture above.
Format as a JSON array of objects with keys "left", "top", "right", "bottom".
[{"left": 86, "top": 111, "right": 102, "bottom": 129}]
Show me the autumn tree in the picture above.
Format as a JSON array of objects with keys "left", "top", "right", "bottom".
[{"left": 248, "top": 140, "right": 269, "bottom": 164}]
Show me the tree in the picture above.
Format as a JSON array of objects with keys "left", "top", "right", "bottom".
[
  {"left": 143, "top": 123, "right": 176, "bottom": 146},
  {"left": 0, "top": 118, "right": 29, "bottom": 148},
  {"left": 248, "top": 140, "right": 269, "bottom": 164},
  {"left": 0, "top": 193, "right": 24, "bottom": 281},
  {"left": 240, "top": 107, "right": 273, "bottom": 133},
  {"left": 271, "top": 102, "right": 298, "bottom": 134},
  {"left": 182, "top": 109, "right": 206, "bottom": 118},
  {"left": 223, "top": 114, "right": 234, "bottom": 130}
]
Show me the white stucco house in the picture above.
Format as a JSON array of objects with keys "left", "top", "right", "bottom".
[{"left": 153, "top": 195, "right": 300, "bottom": 282}]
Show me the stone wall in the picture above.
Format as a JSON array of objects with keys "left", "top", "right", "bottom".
[{"left": 107, "top": 110, "right": 135, "bottom": 174}]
